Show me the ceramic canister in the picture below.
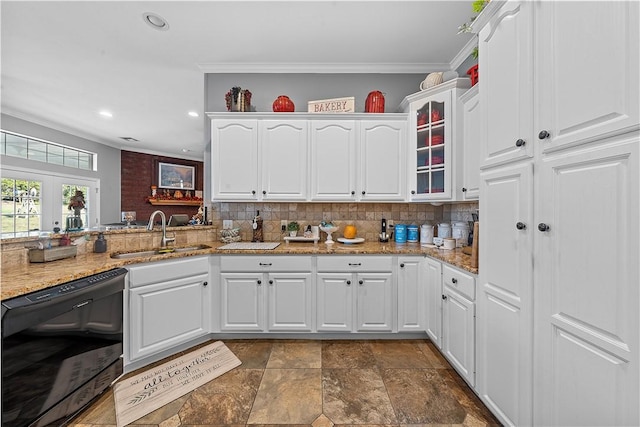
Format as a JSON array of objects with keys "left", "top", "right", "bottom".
[
  {"left": 407, "top": 225, "right": 419, "bottom": 242},
  {"left": 420, "top": 224, "right": 434, "bottom": 245},
  {"left": 394, "top": 224, "right": 407, "bottom": 243},
  {"left": 437, "top": 222, "right": 451, "bottom": 238},
  {"left": 451, "top": 221, "right": 470, "bottom": 247}
]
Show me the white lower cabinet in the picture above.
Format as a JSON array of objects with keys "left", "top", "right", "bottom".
[
  {"left": 397, "top": 256, "right": 424, "bottom": 331},
  {"left": 126, "top": 257, "right": 210, "bottom": 364},
  {"left": 317, "top": 256, "right": 393, "bottom": 332},
  {"left": 219, "top": 256, "right": 313, "bottom": 332},
  {"left": 424, "top": 257, "right": 443, "bottom": 348},
  {"left": 442, "top": 265, "right": 476, "bottom": 387}
]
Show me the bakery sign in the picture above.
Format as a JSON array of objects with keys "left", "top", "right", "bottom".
[{"left": 308, "top": 96, "right": 355, "bottom": 113}]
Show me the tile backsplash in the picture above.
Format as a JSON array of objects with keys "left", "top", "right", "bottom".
[{"left": 210, "top": 201, "right": 478, "bottom": 242}]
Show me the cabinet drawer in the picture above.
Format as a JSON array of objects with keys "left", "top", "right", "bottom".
[
  {"left": 442, "top": 265, "right": 475, "bottom": 300},
  {"left": 128, "top": 256, "right": 209, "bottom": 288},
  {"left": 317, "top": 256, "right": 393, "bottom": 272},
  {"left": 220, "top": 255, "right": 312, "bottom": 272}
]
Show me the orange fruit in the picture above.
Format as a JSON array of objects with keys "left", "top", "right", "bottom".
[{"left": 343, "top": 225, "right": 357, "bottom": 239}]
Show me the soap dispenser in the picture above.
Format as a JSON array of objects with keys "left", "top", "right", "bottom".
[{"left": 94, "top": 232, "right": 107, "bottom": 253}]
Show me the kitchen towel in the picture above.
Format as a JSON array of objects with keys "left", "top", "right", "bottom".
[{"left": 113, "top": 341, "right": 241, "bottom": 427}]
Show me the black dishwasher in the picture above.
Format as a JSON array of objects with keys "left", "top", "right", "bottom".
[{"left": 1, "top": 268, "right": 127, "bottom": 427}]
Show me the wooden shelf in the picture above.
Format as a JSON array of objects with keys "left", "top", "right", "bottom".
[{"left": 148, "top": 199, "right": 202, "bottom": 206}]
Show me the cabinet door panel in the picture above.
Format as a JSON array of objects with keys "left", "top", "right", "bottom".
[
  {"left": 360, "top": 121, "right": 406, "bottom": 201},
  {"left": 534, "top": 137, "right": 639, "bottom": 426},
  {"left": 317, "top": 273, "right": 352, "bottom": 332},
  {"left": 356, "top": 272, "right": 393, "bottom": 332},
  {"left": 211, "top": 120, "right": 258, "bottom": 200},
  {"left": 424, "top": 258, "right": 443, "bottom": 348},
  {"left": 479, "top": 1, "right": 534, "bottom": 168},
  {"left": 260, "top": 121, "right": 307, "bottom": 200},
  {"left": 220, "top": 273, "right": 264, "bottom": 331},
  {"left": 443, "top": 287, "right": 475, "bottom": 386},
  {"left": 537, "top": 2, "right": 639, "bottom": 153},
  {"left": 397, "top": 257, "right": 423, "bottom": 331},
  {"left": 268, "top": 272, "right": 312, "bottom": 331},
  {"left": 461, "top": 87, "right": 480, "bottom": 200},
  {"left": 129, "top": 274, "right": 209, "bottom": 361},
  {"left": 478, "top": 161, "right": 533, "bottom": 426},
  {"left": 310, "top": 121, "right": 356, "bottom": 200}
]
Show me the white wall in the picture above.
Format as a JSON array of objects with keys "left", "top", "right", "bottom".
[{"left": 1, "top": 114, "right": 122, "bottom": 224}]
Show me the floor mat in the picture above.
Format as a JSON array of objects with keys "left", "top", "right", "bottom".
[{"left": 113, "top": 341, "right": 241, "bottom": 427}]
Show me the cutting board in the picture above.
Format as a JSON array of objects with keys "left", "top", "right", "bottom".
[{"left": 471, "top": 221, "right": 479, "bottom": 269}]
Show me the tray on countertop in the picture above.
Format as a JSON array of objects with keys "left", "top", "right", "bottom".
[
  {"left": 337, "top": 237, "right": 365, "bottom": 244},
  {"left": 284, "top": 236, "right": 319, "bottom": 243},
  {"left": 29, "top": 246, "right": 77, "bottom": 263},
  {"left": 218, "top": 242, "right": 281, "bottom": 250}
]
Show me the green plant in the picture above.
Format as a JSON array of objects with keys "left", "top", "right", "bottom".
[
  {"left": 287, "top": 221, "right": 299, "bottom": 231},
  {"left": 458, "top": 0, "right": 490, "bottom": 34}
]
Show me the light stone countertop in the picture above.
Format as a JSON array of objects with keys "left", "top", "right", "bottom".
[{"left": 0, "top": 240, "right": 477, "bottom": 301}]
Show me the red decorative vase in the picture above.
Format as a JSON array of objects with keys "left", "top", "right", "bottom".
[
  {"left": 272, "top": 95, "right": 295, "bottom": 112},
  {"left": 365, "top": 90, "right": 385, "bottom": 113},
  {"left": 467, "top": 64, "right": 479, "bottom": 86}
]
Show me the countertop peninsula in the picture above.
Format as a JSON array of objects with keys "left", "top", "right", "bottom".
[{"left": 1, "top": 240, "right": 477, "bottom": 300}]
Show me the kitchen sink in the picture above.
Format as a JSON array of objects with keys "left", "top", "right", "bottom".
[{"left": 110, "top": 244, "right": 211, "bottom": 259}]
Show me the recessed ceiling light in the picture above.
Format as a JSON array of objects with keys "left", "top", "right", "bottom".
[
  {"left": 99, "top": 111, "right": 113, "bottom": 118},
  {"left": 182, "top": 148, "right": 191, "bottom": 153},
  {"left": 188, "top": 111, "right": 199, "bottom": 118},
  {"left": 120, "top": 137, "right": 139, "bottom": 142},
  {"left": 143, "top": 12, "right": 169, "bottom": 31}
]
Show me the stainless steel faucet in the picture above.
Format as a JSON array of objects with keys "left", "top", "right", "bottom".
[{"left": 147, "top": 210, "right": 175, "bottom": 247}]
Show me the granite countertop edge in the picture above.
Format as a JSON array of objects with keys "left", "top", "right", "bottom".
[{"left": 1, "top": 241, "right": 478, "bottom": 300}]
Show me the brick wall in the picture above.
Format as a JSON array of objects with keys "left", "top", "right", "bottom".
[{"left": 121, "top": 151, "right": 204, "bottom": 223}]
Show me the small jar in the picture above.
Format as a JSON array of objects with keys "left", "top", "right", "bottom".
[
  {"left": 94, "top": 233, "right": 107, "bottom": 253},
  {"left": 394, "top": 224, "right": 407, "bottom": 243},
  {"left": 407, "top": 225, "right": 419, "bottom": 242}
]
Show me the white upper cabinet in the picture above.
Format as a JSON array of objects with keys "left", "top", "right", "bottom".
[
  {"left": 359, "top": 120, "right": 406, "bottom": 201},
  {"left": 535, "top": 1, "right": 639, "bottom": 153},
  {"left": 400, "top": 79, "right": 470, "bottom": 202},
  {"left": 460, "top": 86, "right": 480, "bottom": 200},
  {"left": 211, "top": 119, "right": 259, "bottom": 200},
  {"left": 310, "top": 120, "right": 357, "bottom": 201},
  {"left": 478, "top": 0, "right": 534, "bottom": 168},
  {"left": 209, "top": 114, "right": 408, "bottom": 202},
  {"left": 260, "top": 120, "right": 308, "bottom": 200},
  {"left": 211, "top": 118, "right": 308, "bottom": 201}
]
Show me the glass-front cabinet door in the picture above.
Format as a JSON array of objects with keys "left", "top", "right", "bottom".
[
  {"left": 410, "top": 90, "right": 452, "bottom": 201},
  {"left": 415, "top": 93, "right": 449, "bottom": 197},
  {"left": 401, "top": 78, "right": 469, "bottom": 202}
]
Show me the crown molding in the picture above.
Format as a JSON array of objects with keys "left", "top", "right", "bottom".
[
  {"left": 449, "top": 36, "right": 477, "bottom": 70},
  {"left": 197, "top": 62, "right": 451, "bottom": 74}
]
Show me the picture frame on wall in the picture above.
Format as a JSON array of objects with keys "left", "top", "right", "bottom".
[{"left": 158, "top": 162, "right": 195, "bottom": 190}]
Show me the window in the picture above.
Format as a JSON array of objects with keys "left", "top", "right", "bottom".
[
  {"left": 0, "top": 130, "right": 96, "bottom": 171},
  {"left": 1, "top": 178, "right": 42, "bottom": 236},
  {"left": 1, "top": 167, "right": 99, "bottom": 238}
]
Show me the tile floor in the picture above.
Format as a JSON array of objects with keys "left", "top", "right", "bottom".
[{"left": 71, "top": 339, "right": 501, "bottom": 427}]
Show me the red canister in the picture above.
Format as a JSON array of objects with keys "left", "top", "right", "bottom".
[
  {"left": 365, "top": 91, "right": 385, "bottom": 113},
  {"left": 272, "top": 95, "right": 295, "bottom": 112}
]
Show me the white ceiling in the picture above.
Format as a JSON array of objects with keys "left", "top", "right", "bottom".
[{"left": 1, "top": 1, "right": 475, "bottom": 160}]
